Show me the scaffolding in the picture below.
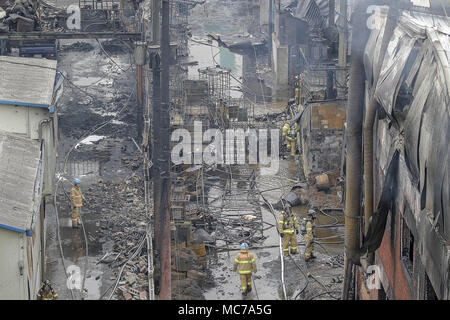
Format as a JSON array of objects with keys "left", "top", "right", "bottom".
[
  {"left": 198, "top": 66, "right": 231, "bottom": 106},
  {"left": 169, "top": 1, "right": 190, "bottom": 57},
  {"left": 77, "top": 0, "right": 137, "bottom": 32},
  {"left": 296, "top": 64, "right": 348, "bottom": 105}
]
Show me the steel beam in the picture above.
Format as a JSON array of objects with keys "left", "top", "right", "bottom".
[{"left": 0, "top": 32, "right": 141, "bottom": 40}]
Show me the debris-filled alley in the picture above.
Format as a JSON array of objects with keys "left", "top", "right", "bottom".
[{"left": 0, "top": 0, "right": 449, "bottom": 306}]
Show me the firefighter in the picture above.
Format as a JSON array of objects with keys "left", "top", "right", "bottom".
[
  {"left": 286, "top": 123, "right": 299, "bottom": 156},
  {"left": 70, "top": 178, "right": 86, "bottom": 229},
  {"left": 282, "top": 121, "right": 290, "bottom": 149},
  {"left": 37, "top": 280, "right": 59, "bottom": 300},
  {"left": 233, "top": 242, "right": 257, "bottom": 296},
  {"left": 278, "top": 208, "right": 299, "bottom": 256},
  {"left": 293, "top": 122, "right": 299, "bottom": 134},
  {"left": 294, "top": 75, "right": 300, "bottom": 105},
  {"left": 304, "top": 210, "right": 317, "bottom": 262}
]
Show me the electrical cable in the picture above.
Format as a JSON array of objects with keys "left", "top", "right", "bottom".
[
  {"left": 307, "top": 290, "right": 341, "bottom": 300},
  {"left": 251, "top": 275, "right": 260, "bottom": 300},
  {"left": 53, "top": 178, "right": 76, "bottom": 300},
  {"left": 107, "top": 232, "right": 147, "bottom": 300},
  {"left": 96, "top": 38, "right": 132, "bottom": 72},
  {"left": 288, "top": 255, "right": 309, "bottom": 300}
]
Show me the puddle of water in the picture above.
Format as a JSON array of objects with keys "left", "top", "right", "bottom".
[
  {"left": 58, "top": 212, "right": 110, "bottom": 300},
  {"left": 72, "top": 77, "right": 103, "bottom": 86},
  {"left": 91, "top": 110, "right": 119, "bottom": 117},
  {"left": 204, "top": 160, "right": 296, "bottom": 299},
  {"left": 83, "top": 268, "right": 103, "bottom": 300},
  {"left": 203, "top": 158, "right": 344, "bottom": 299},
  {"left": 77, "top": 135, "right": 106, "bottom": 146}
]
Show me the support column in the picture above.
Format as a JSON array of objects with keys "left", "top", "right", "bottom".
[
  {"left": 158, "top": 0, "right": 171, "bottom": 300},
  {"left": 337, "top": 0, "right": 348, "bottom": 99}
]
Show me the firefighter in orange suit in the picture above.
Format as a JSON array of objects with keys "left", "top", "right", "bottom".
[
  {"left": 71, "top": 178, "right": 86, "bottom": 228},
  {"left": 278, "top": 208, "right": 299, "bottom": 256},
  {"left": 233, "top": 242, "right": 257, "bottom": 296}
]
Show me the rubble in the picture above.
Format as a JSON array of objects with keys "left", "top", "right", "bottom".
[
  {"left": 169, "top": 247, "right": 214, "bottom": 300},
  {"left": 60, "top": 42, "right": 95, "bottom": 53},
  {"left": 0, "top": 0, "right": 38, "bottom": 32},
  {"left": 315, "top": 174, "right": 331, "bottom": 191},
  {"left": 99, "top": 39, "right": 129, "bottom": 55},
  {"left": 191, "top": 228, "right": 214, "bottom": 243}
]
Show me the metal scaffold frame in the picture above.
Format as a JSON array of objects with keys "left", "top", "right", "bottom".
[{"left": 198, "top": 66, "right": 231, "bottom": 106}]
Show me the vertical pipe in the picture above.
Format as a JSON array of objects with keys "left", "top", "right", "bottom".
[
  {"left": 150, "top": 0, "right": 162, "bottom": 291},
  {"left": 268, "top": 0, "right": 273, "bottom": 67},
  {"left": 329, "top": 0, "right": 335, "bottom": 28},
  {"left": 151, "top": 54, "right": 162, "bottom": 255},
  {"left": 159, "top": 0, "right": 171, "bottom": 300},
  {"left": 342, "top": 2, "right": 379, "bottom": 299},
  {"left": 152, "top": 0, "right": 161, "bottom": 44},
  {"left": 344, "top": 1, "right": 368, "bottom": 268},
  {"left": 137, "top": 65, "right": 142, "bottom": 105},
  {"left": 363, "top": 3, "right": 397, "bottom": 264},
  {"left": 341, "top": 0, "right": 388, "bottom": 299},
  {"left": 337, "top": 0, "right": 348, "bottom": 99},
  {"left": 136, "top": 61, "right": 143, "bottom": 143},
  {"left": 338, "top": 0, "right": 347, "bottom": 67}
]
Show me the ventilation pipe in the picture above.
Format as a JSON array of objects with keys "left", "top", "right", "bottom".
[
  {"left": 342, "top": 0, "right": 384, "bottom": 299},
  {"left": 344, "top": 0, "right": 373, "bottom": 269},
  {"left": 363, "top": 3, "right": 398, "bottom": 264}
]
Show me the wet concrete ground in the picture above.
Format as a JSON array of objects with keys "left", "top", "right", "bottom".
[
  {"left": 203, "top": 159, "right": 344, "bottom": 300},
  {"left": 188, "top": 0, "right": 344, "bottom": 300},
  {"left": 45, "top": 36, "right": 140, "bottom": 299},
  {"left": 43, "top": 0, "right": 344, "bottom": 301}
]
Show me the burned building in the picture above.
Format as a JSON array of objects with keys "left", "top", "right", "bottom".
[
  {"left": 262, "top": 0, "right": 339, "bottom": 87},
  {"left": 297, "top": 100, "right": 346, "bottom": 178},
  {"left": 344, "top": 3, "right": 450, "bottom": 300}
]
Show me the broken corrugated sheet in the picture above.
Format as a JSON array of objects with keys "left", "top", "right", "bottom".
[
  {"left": 0, "top": 131, "right": 41, "bottom": 232},
  {"left": 0, "top": 55, "right": 57, "bottom": 107},
  {"left": 374, "top": 25, "right": 416, "bottom": 114},
  {"left": 366, "top": 8, "right": 450, "bottom": 245}
]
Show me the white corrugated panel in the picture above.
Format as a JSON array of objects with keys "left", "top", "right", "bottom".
[
  {"left": 0, "top": 131, "right": 41, "bottom": 232},
  {"left": 0, "top": 56, "right": 57, "bottom": 107}
]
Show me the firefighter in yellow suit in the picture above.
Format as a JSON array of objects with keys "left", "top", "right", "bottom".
[
  {"left": 304, "top": 210, "right": 317, "bottom": 262},
  {"left": 286, "top": 123, "right": 299, "bottom": 156},
  {"left": 278, "top": 209, "right": 299, "bottom": 256},
  {"left": 71, "top": 178, "right": 86, "bottom": 228},
  {"left": 233, "top": 242, "right": 257, "bottom": 296},
  {"left": 37, "top": 280, "right": 59, "bottom": 300},
  {"left": 282, "top": 121, "right": 291, "bottom": 149}
]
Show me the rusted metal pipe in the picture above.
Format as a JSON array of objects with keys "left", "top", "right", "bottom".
[
  {"left": 344, "top": 0, "right": 370, "bottom": 268},
  {"left": 342, "top": 0, "right": 387, "bottom": 299},
  {"left": 137, "top": 65, "right": 142, "bottom": 105},
  {"left": 342, "top": 0, "right": 398, "bottom": 299},
  {"left": 151, "top": 53, "right": 162, "bottom": 252},
  {"left": 328, "top": 0, "right": 335, "bottom": 28},
  {"left": 363, "top": 3, "right": 398, "bottom": 264},
  {"left": 158, "top": 0, "right": 172, "bottom": 301}
]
